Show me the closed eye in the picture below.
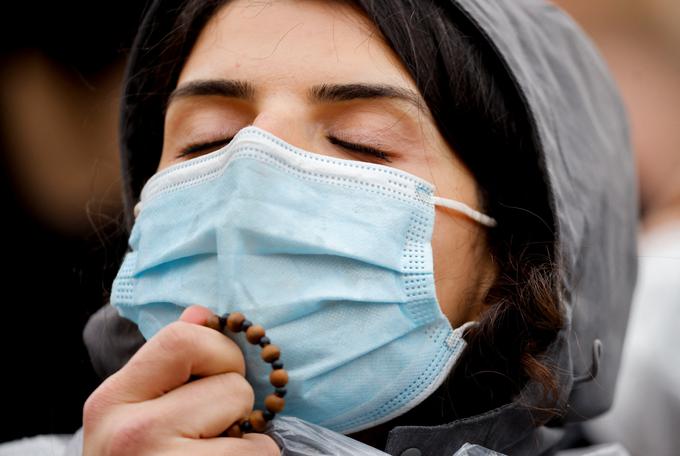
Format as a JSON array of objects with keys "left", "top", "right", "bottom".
[
  {"left": 176, "top": 137, "right": 233, "bottom": 158},
  {"left": 175, "top": 134, "right": 393, "bottom": 163},
  {"left": 326, "top": 135, "right": 392, "bottom": 163}
]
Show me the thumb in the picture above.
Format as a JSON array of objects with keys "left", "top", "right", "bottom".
[{"left": 180, "top": 304, "right": 216, "bottom": 325}]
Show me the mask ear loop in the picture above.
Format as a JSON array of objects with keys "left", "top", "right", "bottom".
[{"left": 432, "top": 196, "right": 497, "bottom": 228}]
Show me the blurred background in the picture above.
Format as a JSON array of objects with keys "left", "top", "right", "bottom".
[
  {"left": 0, "top": 1, "right": 146, "bottom": 442},
  {"left": 0, "top": 0, "right": 678, "bottom": 454},
  {"left": 556, "top": 0, "right": 680, "bottom": 226}
]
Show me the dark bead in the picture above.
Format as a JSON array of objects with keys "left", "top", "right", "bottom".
[
  {"left": 241, "top": 320, "right": 253, "bottom": 332},
  {"left": 271, "top": 360, "right": 284, "bottom": 370},
  {"left": 259, "top": 336, "right": 271, "bottom": 347},
  {"left": 263, "top": 410, "right": 276, "bottom": 421},
  {"left": 218, "top": 315, "right": 227, "bottom": 330},
  {"left": 239, "top": 420, "right": 253, "bottom": 432},
  {"left": 275, "top": 387, "right": 287, "bottom": 398}
]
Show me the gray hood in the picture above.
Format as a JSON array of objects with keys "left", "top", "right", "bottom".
[
  {"left": 85, "top": 0, "right": 638, "bottom": 453},
  {"left": 448, "top": 0, "right": 638, "bottom": 422}
]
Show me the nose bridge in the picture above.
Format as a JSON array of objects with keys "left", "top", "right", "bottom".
[{"left": 250, "top": 95, "right": 316, "bottom": 151}]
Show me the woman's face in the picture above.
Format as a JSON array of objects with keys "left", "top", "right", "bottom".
[{"left": 159, "top": 0, "right": 496, "bottom": 327}]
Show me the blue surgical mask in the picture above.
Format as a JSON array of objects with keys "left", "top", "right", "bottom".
[{"left": 111, "top": 126, "right": 496, "bottom": 434}]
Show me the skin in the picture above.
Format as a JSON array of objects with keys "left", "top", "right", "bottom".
[{"left": 84, "top": 1, "right": 497, "bottom": 454}]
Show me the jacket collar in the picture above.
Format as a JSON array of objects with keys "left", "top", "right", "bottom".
[{"left": 386, "top": 328, "right": 572, "bottom": 454}]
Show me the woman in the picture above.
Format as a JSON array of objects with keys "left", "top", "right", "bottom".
[{"left": 75, "top": 0, "right": 637, "bottom": 455}]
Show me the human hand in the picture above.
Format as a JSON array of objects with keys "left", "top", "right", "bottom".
[{"left": 82, "top": 305, "right": 280, "bottom": 455}]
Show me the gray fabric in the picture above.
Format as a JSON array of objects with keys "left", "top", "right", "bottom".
[
  {"left": 83, "top": 302, "right": 144, "bottom": 380},
  {"left": 61, "top": 429, "right": 83, "bottom": 456},
  {"left": 81, "top": 0, "right": 638, "bottom": 454},
  {"left": 0, "top": 435, "right": 70, "bottom": 456},
  {"left": 0, "top": 429, "right": 83, "bottom": 456},
  {"left": 555, "top": 443, "right": 630, "bottom": 456}
]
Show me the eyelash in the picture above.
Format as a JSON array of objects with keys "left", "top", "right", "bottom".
[
  {"left": 177, "top": 138, "right": 232, "bottom": 158},
  {"left": 326, "top": 135, "right": 392, "bottom": 163},
  {"left": 176, "top": 135, "right": 392, "bottom": 163}
]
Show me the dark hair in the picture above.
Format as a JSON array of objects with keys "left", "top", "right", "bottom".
[{"left": 120, "top": 0, "right": 564, "bottom": 443}]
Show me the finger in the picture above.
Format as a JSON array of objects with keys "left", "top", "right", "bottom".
[
  {"left": 101, "top": 320, "right": 246, "bottom": 403},
  {"left": 179, "top": 304, "right": 215, "bottom": 325},
  {"left": 152, "top": 372, "right": 254, "bottom": 438},
  {"left": 166, "top": 434, "right": 280, "bottom": 456}
]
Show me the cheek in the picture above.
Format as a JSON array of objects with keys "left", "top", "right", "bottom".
[{"left": 430, "top": 212, "right": 488, "bottom": 327}]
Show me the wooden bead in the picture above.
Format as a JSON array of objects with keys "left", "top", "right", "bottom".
[
  {"left": 227, "top": 312, "right": 246, "bottom": 332},
  {"left": 225, "top": 423, "right": 242, "bottom": 438},
  {"left": 249, "top": 409, "right": 267, "bottom": 432},
  {"left": 246, "top": 325, "right": 266, "bottom": 344},
  {"left": 204, "top": 314, "right": 221, "bottom": 331},
  {"left": 270, "top": 369, "right": 289, "bottom": 387},
  {"left": 261, "top": 344, "right": 281, "bottom": 363},
  {"left": 264, "top": 394, "right": 286, "bottom": 413}
]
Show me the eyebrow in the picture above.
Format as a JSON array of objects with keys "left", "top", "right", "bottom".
[
  {"left": 168, "top": 79, "right": 425, "bottom": 110},
  {"left": 169, "top": 79, "right": 255, "bottom": 103},
  {"left": 309, "top": 83, "right": 423, "bottom": 109}
]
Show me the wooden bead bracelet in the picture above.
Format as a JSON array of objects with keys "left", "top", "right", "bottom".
[{"left": 202, "top": 311, "right": 287, "bottom": 437}]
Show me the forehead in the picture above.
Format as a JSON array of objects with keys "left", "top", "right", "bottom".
[{"left": 177, "top": 0, "right": 416, "bottom": 92}]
